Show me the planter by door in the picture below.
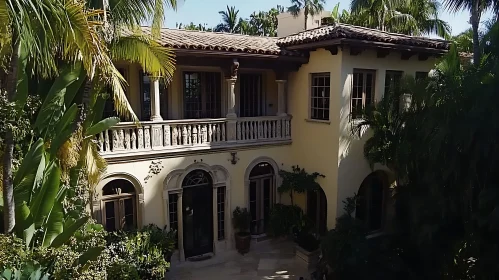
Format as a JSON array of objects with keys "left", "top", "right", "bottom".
[
  {"left": 295, "top": 244, "right": 321, "bottom": 270},
  {"left": 235, "top": 233, "right": 251, "bottom": 254},
  {"left": 182, "top": 171, "right": 214, "bottom": 258}
]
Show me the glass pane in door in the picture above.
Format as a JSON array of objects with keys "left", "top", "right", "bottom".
[
  {"left": 104, "top": 201, "right": 116, "bottom": 232},
  {"left": 239, "top": 73, "right": 263, "bottom": 117},
  {"left": 262, "top": 178, "right": 272, "bottom": 233},
  {"left": 122, "top": 198, "right": 135, "bottom": 230},
  {"left": 249, "top": 180, "right": 258, "bottom": 234},
  {"left": 184, "top": 72, "right": 202, "bottom": 119}
]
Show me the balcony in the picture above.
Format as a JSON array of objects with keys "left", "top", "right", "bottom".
[{"left": 97, "top": 115, "right": 292, "bottom": 161}]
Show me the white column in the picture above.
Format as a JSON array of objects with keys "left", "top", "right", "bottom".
[
  {"left": 150, "top": 77, "right": 162, "bottom": 121},
  {"left": 226, "top": 78, "right": 237, "bottom": 118},
  {"left": 276, "top": 80, "right": 287, "bottom": 116}
]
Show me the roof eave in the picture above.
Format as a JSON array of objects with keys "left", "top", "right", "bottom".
[
  {"left": 282, "top": 38, "right": 448, "bottom": 55},
  {"left": 173, "top": 48, "right": 308, "bottom": 62}
]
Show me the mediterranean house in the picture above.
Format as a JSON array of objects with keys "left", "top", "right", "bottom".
[{"left": 94, "top": 18, "right": 449, "bottom": 261}]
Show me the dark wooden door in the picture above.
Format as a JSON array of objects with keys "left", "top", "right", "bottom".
[{"left": 182, "top": 184, "right": 213, "bottom": 258}]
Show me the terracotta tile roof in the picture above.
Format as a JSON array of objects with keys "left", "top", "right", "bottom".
[
  {"left": 141, "top": 27, "right": 300, "bottom": 56},
  {"left": 277, "top": 23, "right": 450, "bottom": 50}
]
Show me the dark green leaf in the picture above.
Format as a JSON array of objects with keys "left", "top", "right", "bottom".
[
  {"left": 50, "top": 216, "right": 89, "bottom": 248},
  {"left": 85, "top": 117, "right": 120, "bottom": 136},
  {"left": 30, "top": 162, "right": 61, "bottom": 227}
]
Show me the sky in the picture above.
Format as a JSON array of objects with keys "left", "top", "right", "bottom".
[{"left": 164, "top": 0, "right": 494, "bottom": 36}]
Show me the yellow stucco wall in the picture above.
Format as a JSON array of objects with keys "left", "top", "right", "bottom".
[
  {"left": 287, "top": 48, "right": 342, "bottom": 228},
  {"left": 336, "top": 47, "right": 438, "bottom": 217}
]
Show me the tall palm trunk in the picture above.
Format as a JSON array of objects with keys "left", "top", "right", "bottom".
[
  {"left": 470, "top": 1, "right": 481, "bottom": 64},
  {"left": 304, "top": 6, "right": 308, "bottom": 30},
  {"left": 2, "top": 40, "right": 20, "bottom": 233}
]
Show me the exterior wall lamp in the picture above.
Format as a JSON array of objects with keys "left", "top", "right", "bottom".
[{"left": 229, "top": 152, "right": 239, "bottom": 165}]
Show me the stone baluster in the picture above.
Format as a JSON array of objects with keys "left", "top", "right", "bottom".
[
  {"left": 272, "top": 121, "right": 276, "bottom": 139},
  {"left": 124, "top": 129, "right": 130, "bottom": 149},
  {"left": 164, "top": 124, "right": 171, "bottom": 146},
  {"left": 258, "top": 121, "right": 263, "bottom": 139},
  {"left": 216, "top": 125, "right": 221, "bottom": 142},
  {"left": 263, "top": 121, "right": 268, "bottom": 139},
  {"left": 119, "top": 129, "right": 125, "bottom": 149},
  {"left": 137, "top": 128, "right": 144, "bottom": 149},
  {"left": 97, "top": 132, "right": 103, "bottom": 151},
  {"left": 182, "top": 126, "right": 188, "bottom": 145},
  {"left": 192, "top": 125, "right": 198, "bottom": 145},
  {"left": 208, "top": 124, "right": 213, "bottom": 142},
  {"left": 104, "top": 130, "right": 110, "bottom": 152},
  {"left": 241, "top": 122, "right": 246, "bottom": 140},
  {"left": 144, "top": 126, "right": 151, "bottom": 149},
  {"left": 277, "top": 119, "right": 282, "bottom": 139},
  {"left": 112, "top": 130, "right": 119, "bottom": 151},
  {"left": 201, "top": 125, "right": 207, "bottom": 143},
  {"left": 131, "top": 130, "right": 137, "bottom": 149},
  {"left": 172, "top": 126, "right": 178, "bottom": 145}
]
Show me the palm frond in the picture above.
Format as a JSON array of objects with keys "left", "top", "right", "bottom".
[
  {"left": 82, "top": 139, "right": 106, "bottom": 188},
  {"left": 107, "top": 66, "right": 138, "bottom": 121},
  {"left": 110, "top": 32, "right": 175, "bottom": 82}
]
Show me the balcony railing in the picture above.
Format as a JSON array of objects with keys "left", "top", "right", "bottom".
[{"left": 96, "top": 115, "right": 292, "bottom": 157}]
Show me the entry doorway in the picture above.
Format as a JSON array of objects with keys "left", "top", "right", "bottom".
[
  {"left": 248, "top": 162, "right": 275, "bottom": 235},
  {"left": 182, "top": 170, "right": 214, "bottom": 258},
  {"left": 307, "top": 188, "right": 327, "bottom": 235}
]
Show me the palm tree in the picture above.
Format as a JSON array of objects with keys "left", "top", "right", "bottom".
[
  {"left": 350, "top": 0, "right": 450, "bottom": 37},
  {"left": 287, "top": 0, "right": 326, "bottom": 31},
  {"left": 453, "top": 28, "right": 473, "bottom": 52},
  {"left": 215, "top": 6, "right": 240, "bottom": 33},
  {"left": 0, "top": 0, "right": 113, "bottom": 233},
  {"left": 443, "top": 0, "right": 499, "bottom": 63}
]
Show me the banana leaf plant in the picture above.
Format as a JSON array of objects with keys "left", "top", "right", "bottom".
[{"left": 12, "top": 62, "right": 118, "bottom": 254}]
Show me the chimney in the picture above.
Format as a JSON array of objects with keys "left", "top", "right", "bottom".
[{"left": 277, "top": 10, "right": 330, "bottom": 37}]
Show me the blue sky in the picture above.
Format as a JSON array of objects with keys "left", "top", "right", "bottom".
[{"left": 164, "top": 0, "right": 493, "bottom": 36}]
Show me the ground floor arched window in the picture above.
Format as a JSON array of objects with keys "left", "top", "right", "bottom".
[
  {"left": 99, "top": 179, "right": 137, "bottom": 232},
  {"left": 248, "top": 162, "right": 276, "bottom": 235},
  {"left": 356, "top": 171, "right": 389, "bottom": 232},
  {"left": 307, "top": 187, "right": 327, "bottom": 235}
]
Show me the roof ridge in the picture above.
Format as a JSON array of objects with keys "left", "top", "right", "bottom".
[
  {"left": 337, "top": 23, "right": 448, "bottom": 42},
  {"left": 141, "top": 26, "right": 279, "bottom": 40}
]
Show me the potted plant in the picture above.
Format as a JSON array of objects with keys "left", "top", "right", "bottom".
[
  {"left": 293, "top": 214, "right": 321, "bottom": 269},
  {"left": 233, "top": 207, "right": 251, "bottom": 254}
]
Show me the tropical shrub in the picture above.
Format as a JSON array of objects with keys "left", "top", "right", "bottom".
[
  {"left": 106, "top": 261, "right": 139, "bottom": 280},
  {"left": 267, "top": 203, "right": 303, "bottom": 237},
  {"left": 106, "top": 229, "right": 172, "bottom": 280},
  {"left": 278, "top": 166, "right": 324, "bottom": 206},
  {"left": 141, "top": 224, "right": 177, "bottom": 261}
]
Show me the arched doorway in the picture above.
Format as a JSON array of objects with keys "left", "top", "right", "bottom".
[
  {"left": 307, "top": 187, "right": 327, "bottom": 235},
  {"left": 182, "top": 170, "right": 214, "bottom": 258},
  {"left": 99, "top": 179, "right": 138, "bottom": 232},
  {"left": 356, "top": 171, "right": 389, "bottom": 232},
  {"left": 248, "top": 162, "right": 276, "bottom": 235}
]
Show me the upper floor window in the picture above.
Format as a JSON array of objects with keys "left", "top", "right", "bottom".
[
  {"left": 352, "top": 69, "right": 376, "bottom": 119},
  {"left": 183, "top": 71, "right": 222, "bottom": 119},
  {"left": 140, "top": 71, "right": 169, "bottom": 121},
  {"left": 384, "top": 70, "right": 403, "bottom": 95},
  {"left": 310, "top": 73, "right": 330, "bottom": 121}
]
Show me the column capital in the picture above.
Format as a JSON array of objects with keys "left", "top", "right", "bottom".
[
  {"left": 276, "top": 79, "right": 287, "bottom": 84},
  {"left": 223, "top": 58, "right": 239, "bottom": 80}
]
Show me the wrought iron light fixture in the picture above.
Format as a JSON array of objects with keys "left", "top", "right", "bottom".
[{"left": 229, "top": 152, "right": 239, "bottom": 165}]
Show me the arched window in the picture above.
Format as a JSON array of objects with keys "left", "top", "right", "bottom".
[
  {"left": 307, "top": 188, "right": 327, "bottom": 235},
  {"left": 248, "top": 162, "right": 275, "bottom": 235},
  {"left": 356, "top": 172, "right": 387, "bottom": 232},
  {"left": 100, "top": 179, "right": 137, "bottom": 232}
]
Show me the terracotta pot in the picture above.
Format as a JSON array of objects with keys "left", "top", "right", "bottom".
[{"left": 235, "top": 232, "right": 251, "bottom": 254}]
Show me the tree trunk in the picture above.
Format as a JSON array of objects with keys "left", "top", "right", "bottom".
[
  {"left": 2, "top": 40, "right": 20, "bottom": 233},
  {"left": 470, "top": 2, "right": 481, "bottom": 64},
  {"left": 304, "top": 7, "right": 308, "bottom": 31}
]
